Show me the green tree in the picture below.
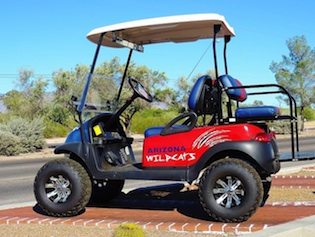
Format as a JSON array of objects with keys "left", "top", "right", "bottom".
[
  {"left": 270, "top": 35, "right": 315, "bottom": 130},
  {"left": 49, "top": 58, "right": 170, "bottom": 133},
  {"left": 154, "top": 87, "right": 176, "bottom": 107},
  {"left": 50, "top": 65, "right": 89, "bottom": 125},
  {"left": 3, "top": 68, "right": 49, "bottom": 119},
  {"left": 95, "top": 56, "right": 122, "bottom": 78},
  {"left": 175, "top": 75, "right": 191, "bottom": 108},
  {"left": 2, "top": 90, "right": 25, "bottom": 116},
  {"left": 253, "top": 100, "right": 264, "bottom": 106}
]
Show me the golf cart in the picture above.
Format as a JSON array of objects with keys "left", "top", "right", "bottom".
[{"left": 34, "top": 14, "right": 282, "bottom": 223}]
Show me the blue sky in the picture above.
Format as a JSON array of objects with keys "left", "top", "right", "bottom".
[{"left": 1, "top": 0, "right": 315, "bottom": 106}]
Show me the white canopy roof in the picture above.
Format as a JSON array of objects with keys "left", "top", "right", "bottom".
[{"left": 86, "top": 13, "right": 235, "bottom": 48}]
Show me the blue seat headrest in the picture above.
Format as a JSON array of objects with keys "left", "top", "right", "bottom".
[{"left": 219, "top": 74, "right": 247, "bottom": 102}]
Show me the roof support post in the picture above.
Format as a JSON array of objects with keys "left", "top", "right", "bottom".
[
  {"left": 116, "top": 48, "right": 133, "bottom": 107},
  {"left": 224, "top": 35, "right": 231, "bottom": 75},
  {"left": 90, "top": 33, "right": 105, "bottom": 74},
  {"left": 213, "top": 24, "right": 223, "bottom": 123},
  {"left": 213, "top": 24, "right": 221, "bottom": 79}
]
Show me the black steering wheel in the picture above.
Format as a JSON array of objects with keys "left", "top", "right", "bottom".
[{"left": 128, "top": 77, "right": 153, "bottom": 103}]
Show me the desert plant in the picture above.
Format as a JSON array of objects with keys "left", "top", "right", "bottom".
[
  {"left": 269, "top": 117, "right": 302, "bottom": 135},
  {"left": 131, "top": 108, "right": 179, "bottom": 134},
  {"left": 0, "top": 131, "right": 21, "bottom": 156},
  {"left": 304, "top": 107, "right": 315, "bottom": 121},
  {"left": 43, "top": 118, "right": 70, "bottom": 138},
  {"left": 0, "top": 117, "right": 46, "bottom": 154},
  {"left": 113, "top": 223, "right": 145, "bottom": 237}
]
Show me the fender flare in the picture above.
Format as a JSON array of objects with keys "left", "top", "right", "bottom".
[{"left": 187, "top": 140, "right": 278, "bottom": 181}]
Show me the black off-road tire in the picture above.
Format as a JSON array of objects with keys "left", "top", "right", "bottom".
[
  {"left": 90, "top": 179, "right": 125, "bottom": 203},
  {"left": 34, "top": 158, "right": 92, "bottom": 217},
  {"left": 198, "top": 158, "right": 263, "bottom": 223}
]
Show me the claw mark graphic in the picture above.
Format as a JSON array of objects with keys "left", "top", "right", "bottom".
[{"left": 193, "top": 129, "right": 231, "bottom": 149}]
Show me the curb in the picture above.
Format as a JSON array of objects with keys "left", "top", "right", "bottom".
[{"left": 247, "top": 216, "right": 315, "bottom": 237}]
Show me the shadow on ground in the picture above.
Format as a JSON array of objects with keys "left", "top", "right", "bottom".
[
  {"left": 89, "top": 183, "right": 214, "bottom": 221},
  {"left": 33, "top": 183, "right": 215, "bottom": 221}
]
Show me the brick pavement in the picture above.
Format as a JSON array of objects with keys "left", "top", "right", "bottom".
[{"left": 0, "top": 174, "right": 315, "bottom": 235}]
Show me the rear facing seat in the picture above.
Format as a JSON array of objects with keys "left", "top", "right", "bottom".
[
  {"left": 236, "top": 105, "right": 280, "bottom": 118},
  {"left": 219, "top": 74, "right": 293, "bottom": 121}
]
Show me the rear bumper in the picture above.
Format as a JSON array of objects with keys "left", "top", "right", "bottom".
[{"left": 270, "top": 138, "right": 281, "bottom": 173}]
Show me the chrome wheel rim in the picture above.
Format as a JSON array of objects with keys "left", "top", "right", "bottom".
[
  {"left": 45, "top": 175, "right": 71, "bottom": 203},
  {"left": 213, "top": 176, "right": 245, "bottom": 208}
]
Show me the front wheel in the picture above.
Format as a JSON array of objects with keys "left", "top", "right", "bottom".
[
  {"left": 34, "top": 158, "right": 92, "bottom": 217},
  {"left": 198, "top": 158, "right": 263, "bottom": 223}
]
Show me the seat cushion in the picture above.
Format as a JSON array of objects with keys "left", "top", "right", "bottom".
[
  {"left": 236, "top": 106, "right": 280, "bottom": 118},
  {"left": 144, "top": 126, "right": 164, "bottom": 138},
  {"left": 144, "top": 124, "right": 192, "bottom": 138}
]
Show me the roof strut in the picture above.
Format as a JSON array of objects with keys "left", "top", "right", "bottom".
[
  {"left": 115, "top": 48, "right": 133, "bottom": 109},
  {"left": 213, "top": 24, "right": 222, "bottom": 123},
  {"left": 212, "top": 24, "right": 221, "bottom": 79},
  {"left": 90, "top": 33, "right": 105, "bottom": 74},
  {"left": 224, "top": 35, "right": 231, "bottom": 75}
]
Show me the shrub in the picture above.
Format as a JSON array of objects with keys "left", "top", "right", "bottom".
[
  {"left": 304, "top": 107, "right": 315, "bottom": 121},
  {"left": 0, "top": 117, "right": 46, "bottom": 155},
  {"left": 113, "top": 223, "right": 145, "bottom": 237},
  {"left": 0, "top": 131, "right": 21, "bottom": 156},
  {"left": 0, "top": 112, "right": 11, "bottom": 123},
  {"left": 131, "top": 108, "right": 179, "bottom": 134},
  {"left": 44, "top": 118, "right": 70, "bottom": 138},
  {"left": 269, "top": 117, "right": 301, "bottom": 134},
  {"left": 270, "top": 120, "right": 292, "bottom": 134}
]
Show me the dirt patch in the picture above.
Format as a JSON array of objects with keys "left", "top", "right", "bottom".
[{"left": 268, "top": 188, "right": 315, "bottom": 202}]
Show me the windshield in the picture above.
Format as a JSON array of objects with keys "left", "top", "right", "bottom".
[{"left": 73, "top": 73, "right": 125, "bottom": 120}]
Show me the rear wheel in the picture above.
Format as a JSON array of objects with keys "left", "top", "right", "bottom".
[
  {"left": 198, "top": 158, "right": 263, "bottom": 223},
  {"left": 34, "top": 158, "right": 92, "bottom": 217},
  {"left": 90, "top": 179, "right": 125, "bottom": 203}
]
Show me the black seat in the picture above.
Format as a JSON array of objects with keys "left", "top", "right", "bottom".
[{"left": 144, "top": 75, "right": 214, "bottom": 137}]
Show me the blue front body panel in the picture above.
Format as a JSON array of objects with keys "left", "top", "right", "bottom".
[{"left": 65, "top": 121, "right": 90, "bottom": 143}]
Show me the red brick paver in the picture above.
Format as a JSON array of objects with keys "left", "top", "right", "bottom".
[
  {"left": 1, "top": 204, "right": 315, "bottom": 235},
  {"left": 272, "top": 175, "right": 315, "bottom": 188}
]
